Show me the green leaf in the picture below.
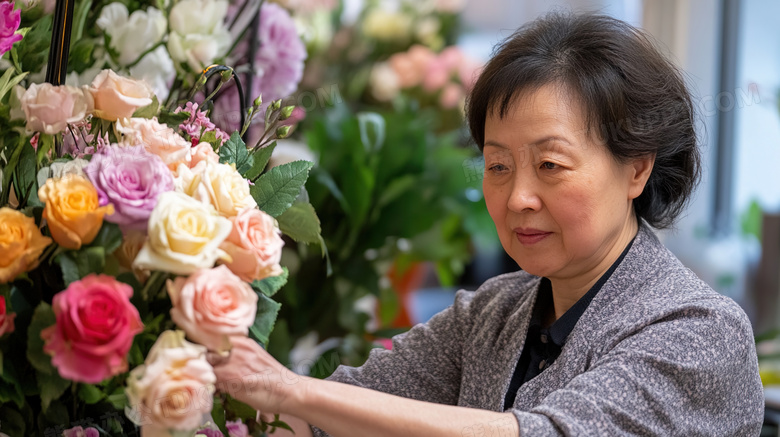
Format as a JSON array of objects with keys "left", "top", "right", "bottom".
[
  {"left": 36, "top": 134, "right": 54, "bottom": 165},
  {"left": 12, "top": 141, "right": 37, "bottom": 207},
  {"left": 0, "top": 68, "right": 28, "bottom": 102},
  {"left": 277, "top": 202, "right": 322, "bottom": 244},
  {"left": 0, "top": 405, "right": 25, "bottom": 436},
  {"left": 78, "top": 383, "right": 105, "bottom": 404},
  {"left": 107, "top": 387, "right": 127, "bottom": 410},
  {"left": 218, "top": 131, "right": 253, "bottom": 176},
  {"left": 158, "top": 110, "right": 190, "bottom": 127},
  {"left": 250, "top": 160, "right": 313, "bottom": 217},
  {"left": 250, "top": 267, "right": 289, "bottom": 298},
  {"left": 0, "top": 360, "right": 24, "bottom": 408},
  {"left": 224, "top": 394, "right": 258, "bottom": 421},
  {"left": 246, "top": 141, "right": 276, "bottom": 181},
  {"left": 26, "top": 302, "right": 56, "bottom": 374},
  {"left": 211, "top": 395, "right": 229, "bottom": 435},
  {"left": 89, "top": 222, "right": 123, "bottom": 254},
  {"left": 249, "top": 294, "right": 281, "bottom": 347},
  {"left": 132, "top": 95, "right": 160, "bottom": 119},
  {"left": 0, "top": 136, "right": 24, "bottom": 206},
  {"left": 56, "top": 252, "right": 80, "bottom": 285},
  {"left": 37, "top": 370, "right": 70, "bottom": 411},
  {"left": 268, "top": 419, "right": 294, "bottom": 433},
  {"left": 199, "top": 130, "right": 221, "bottom": 150}
]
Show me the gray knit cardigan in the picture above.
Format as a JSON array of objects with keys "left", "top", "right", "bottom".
[{"left": 310, "top": 223, "right": 764, "bottom": 436}]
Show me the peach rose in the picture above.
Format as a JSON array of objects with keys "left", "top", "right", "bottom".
[
  {"left": 189, "top": 141, "right": 219, "bottom": 168},
  {"left": 0, "top": 296, "right": 15, "bottom": 337},
  {"left": 175, "top": 161, "right": 256, "bottom": 217},
  {"left": 20, "top": 83, "right": 93, "bottom": 134},
  {"left": 125, "top": 330, "right": 216, "bottom": 435},
  {"left": 117, "top": 117, "right": 191, "bottom": 170},
  {"left": 220, "top": 207, "right": 284, "bottom": 282},
  {"left": 0, "top": 207, "right": 53, "bottom": 284},
  {"left": 167, "top": 265, "right": 258, "bottom": 352},
  {"left": 89, "top": 69, "right": 154, "bottom": 121},
  {"left": 38, "top": 175, "right": 114, "bottom": 250},
  {"left": 41, "top": 274, "right": 143, "bottom": 383}
]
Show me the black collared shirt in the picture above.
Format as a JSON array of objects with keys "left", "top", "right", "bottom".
[{"left": 502, "top": 237, "right": 636, "bottom": 411}]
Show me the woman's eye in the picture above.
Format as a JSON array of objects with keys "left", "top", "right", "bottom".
[
  {"left": 540, "top": 162, "right": 558, "bottom": 170},
  {"left": 487, "top": 164, "right": 508, "bottom": 173}
]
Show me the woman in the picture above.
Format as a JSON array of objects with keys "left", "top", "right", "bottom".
[{"left": 211, "top": 13, "right": 764, "bottom": 436}]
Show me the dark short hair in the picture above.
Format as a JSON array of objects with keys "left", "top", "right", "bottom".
[{"left": 466, "top": 12, "right": 701, "bottom": 229}]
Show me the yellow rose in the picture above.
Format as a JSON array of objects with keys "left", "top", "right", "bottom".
[
  {"left": 0, "top": 208, "right": 53, "bottom": 284},
  {"left": 174, "top": 161, "right": 256, "bottom": 217},
  {"left": 132, "top": 191, "right": 232, "bottom": 275},
  {"left": 38, "top": 175, "right": 114, "bottom": 250}
]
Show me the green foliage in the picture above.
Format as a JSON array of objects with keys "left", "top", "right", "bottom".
[
  {"left": 246, "top": 141, "right": 276, "bottom": 181},
  {"left": 219, "top": 132, "right": 254, "bottom": 175},
  {"left": 249, "top": 293, "right": 282, "bottom": 347},
  {"left": 251, "top": 267, "right": 289, "bottom": 298},
  {"left": 11, "top": 15, "right": 52, "bottom": 74},
  {"left": 277, "top": 202, "right": 322, "bottom": 244},
  {"left": 158, "top": 109, "right": 190, "bottom": 127},
  {"left": 132, "top": 95, "right": 160, "bottom": 119},
  {"left": 251, "top": 160, "right": 314, "bottom": 217}
]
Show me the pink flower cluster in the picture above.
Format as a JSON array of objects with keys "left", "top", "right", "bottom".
[
  {"left": 387, "top": 45, "right": 481, "bottom": 109},
  {"left": 176, "top": 102, "right": 230, "bottom": 145},
  {"left": 0, "top": 1, "right": 22, "bottom": 56}
]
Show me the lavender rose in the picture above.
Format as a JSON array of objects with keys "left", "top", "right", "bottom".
[{"left": 84, "top": 145, "right": 174, "bottom": 231}]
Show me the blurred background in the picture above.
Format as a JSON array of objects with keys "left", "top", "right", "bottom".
[{"left": 254, "top": 0, "right": 780, "bottom": 421}]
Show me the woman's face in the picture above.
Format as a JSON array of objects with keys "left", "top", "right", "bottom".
[{"left": 482, "top": 84, "right": 651, "bottom": 282}]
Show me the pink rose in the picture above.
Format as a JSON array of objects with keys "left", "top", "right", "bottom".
[
  {"left": 167, "top": 265, "right": 258, "bottom": 352},
  {"left": 41, "top": 274, "right": 143, "bottom": 383},
  {"left": 0, "top": 296, "right": 15, "bottom": 337},
  {"left": 189, "top": 141, "right": 220, "bottom": 168},
  {"left": 89, "top": 69, "right": 154, "bottom": 121},
  {"left": 20, "top": 83, "right": 93, "bottom": 134},
  {"left": 439, "top": 83, "right": 464, "bottom": 109},
  {"left": 220, "top": 207, "right": 284, "bottom": 282},
  {"left": 126, "top": 330, "right": 216, "bottom": 435},
  {"left": 63, "top": 426, "right": 99, "bottom": 437},
  {"left": 0, "top": 1, "right": 22, "bottom": 56},
  {"left": 117, "top": 117, "right": 191, "bottom": 170}
]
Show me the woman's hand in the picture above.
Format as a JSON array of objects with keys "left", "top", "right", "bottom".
[{"left": 209, "top": 336, "right": 306, "bottom": 415}]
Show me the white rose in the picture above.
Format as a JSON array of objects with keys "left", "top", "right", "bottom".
[
  {"left": 167, "top": 0, "right": 231, "bottom": 71},
  {"left": 175, "top": 160, "right": 256, "bottom": 217},
  {"left": 132, "top": 191, "right": 232, "bottom": 275},
  {"left": 97, "top": 4, "right": 167, "bottom": 66},
  {"left": 369, "top": 62, "right": 400, "bottom": 102},
  {"left": 37, "top": 158, "right": 91, "bottom": 187},
  {"left": 128, "top": 46, "right": 176, "bottom": 101}
]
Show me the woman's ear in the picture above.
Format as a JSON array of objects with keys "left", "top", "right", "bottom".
[{"left": 627, "top": 154, "right": 655, "bottom": 200}]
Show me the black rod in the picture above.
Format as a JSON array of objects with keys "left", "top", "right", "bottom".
[{"left": 45, "top": 0, "right": 75, "bottom": 85}]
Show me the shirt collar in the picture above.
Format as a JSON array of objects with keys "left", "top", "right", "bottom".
[{"left": 529, "top": 235, "right": 637, "bottom": 346}]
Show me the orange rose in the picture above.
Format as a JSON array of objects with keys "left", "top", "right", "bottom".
[
  {"left": 38, "top": 175, "right": 114, "bottom": 250},
  {"left": 0, "top": 208, "right": 53, "bottom": 284}
]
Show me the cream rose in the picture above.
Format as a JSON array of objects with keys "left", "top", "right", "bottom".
[
  {"left": 117, "top": 117, "right": 191, "bottom": 170},
  {"left": 20, "top": 83, "right": 93, "bottom": 134},
  {"left": 96, "top": 4, "right": 166, "bottom": 66},
  {"left": 167, "top": 0, "right": 231, "bottom": 71},
  {"left": 133, "top": 191, "right": 232, "bottom": 275},
  {"left": 89, "top": 69, "right": 154, "bottom": 121},
  {"left": 175, "top": 161, "right": 256, "bottom": 217},
  {"left": 220, "top": 207, "right": 284, "bottom": 282},
  {"left": 166, "top": 265, "right": 258, "bottom": 352},
  {"left": 126, "top": 330, "right": 215, "bottom": 435}
]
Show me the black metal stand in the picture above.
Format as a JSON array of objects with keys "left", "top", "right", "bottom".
[{"left": 45, "top": 0, "right": 75, "bottom": 86}]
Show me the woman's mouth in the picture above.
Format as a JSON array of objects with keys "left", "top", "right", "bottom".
[{"left": 513, "top": 228, "right": 552, "bottom": 245}]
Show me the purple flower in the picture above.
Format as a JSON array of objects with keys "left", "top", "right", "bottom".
[
  {"left": 0, "top": 2, "right": 23, "bottom": 56},
  {"left": 226, "top": 419, "right": 249, "bottom": 437},
  {"left": 84, "top": 145, "right": 174, "bottom": 231},
  {"left": 213, "top": 2, "right": 306, "bottom": 133},
  {"left": 196, "top": 429, "right": 224, "bottom": 437},
  {"left": 62, "top": 426, "right": 99, "bottom": 437}
]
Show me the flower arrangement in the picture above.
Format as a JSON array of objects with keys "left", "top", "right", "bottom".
[{"left": 0, "top": 0, "right": 322, "bottom": 435}]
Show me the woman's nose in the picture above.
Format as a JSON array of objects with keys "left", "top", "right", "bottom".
[{"left": 506, "top": 174, "right": 542, "bottom": 213}]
